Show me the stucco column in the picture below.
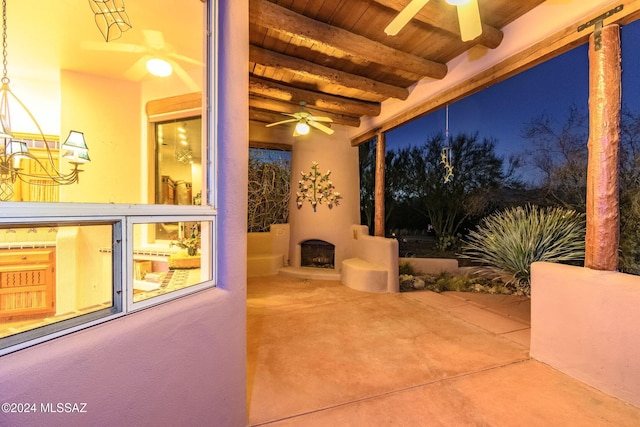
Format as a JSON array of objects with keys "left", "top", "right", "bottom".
[
  {"left": 585, "top": 24, "right": 620, "bottom": 271},
  {"left": 374, "top": 131, "right": 385, "bottom": 237}
]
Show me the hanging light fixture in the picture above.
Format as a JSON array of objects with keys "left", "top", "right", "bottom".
[
  {"left": 0, "top": 0, "right": 90, "bottom": 201},
  {"left": 88, "top": 0, "right": 132, "bottom": 42}
]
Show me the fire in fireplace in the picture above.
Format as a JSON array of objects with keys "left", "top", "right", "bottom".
[{"left": 300, "top": 239, "right": 335, "bottom": 269}]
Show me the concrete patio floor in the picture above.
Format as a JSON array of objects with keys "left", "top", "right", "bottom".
[{"left": 247, "top": 275, "right": 640, "bottom": 426}]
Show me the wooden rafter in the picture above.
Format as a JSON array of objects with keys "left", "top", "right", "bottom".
[
  {"left": 249, "top": 75, "right": 381, "bottom": 118},
  {"left": 250, "top": 45, "right": 409, "bottom": 101},
  {"left": 249, "top": 0, "right": 448, "bottom": 79}
]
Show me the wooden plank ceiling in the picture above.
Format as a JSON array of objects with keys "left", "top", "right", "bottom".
[{"left": 249, "top": 0, "right": 546, "bottom": 130}]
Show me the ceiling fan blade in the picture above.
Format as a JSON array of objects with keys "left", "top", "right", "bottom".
[
  {"left": 308, "top": 116, "right": 333, "bottom": 123},
  {"left": 172, "top": 62, "right": 200, "bottom": 92},
  {"left": 124, "top": 56, "right": 150, "bottom": 81},
  {"left": 265, "top": 118, "right": 297, "bottom": 128},
  {"left": 308, "top": 120, "right": 334, "bottom": 135},
  {"left": 81, "top": 41, "right": 147, "bottom": 54},
  {"left": 170, "top": 53, "right": 204, "bottom": 67},
  {"left": 142, "top": 29, "right": 166, "bottom": 49},
  {"left": 457, "top": 0, "right": 482, "bottom": 42},
  {"left": 384, "top": 0, "right": 430, "bottom": 36}
]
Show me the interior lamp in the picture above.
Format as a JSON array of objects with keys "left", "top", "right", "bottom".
[
  {"left": 146, "top": 58, "right": 173, "bottom": 77},
  {"left": 0, "top": 0, "right": 90, "bottom": 201},
  {"left": 295, "top": 121, "right": 310, "bottom": 136},
  {"left": 88, "top": 0, "right": 132, "bottom": 42},
  {"left": 445, "top": 0, "right": 470, "bottom": 5},
  {"left": 61, "top": 131, "right": 91, "bottom": 164}
]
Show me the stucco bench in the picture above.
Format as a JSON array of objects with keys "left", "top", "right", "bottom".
[
  {"left": 247, "top": 224, "right": 289, "bottom": 277},
  {"left": 341, "top": 257, "right": 388, "bottom": 293},
  {"left": 247, "top": 253, "right": 284, "bottom": 277}
]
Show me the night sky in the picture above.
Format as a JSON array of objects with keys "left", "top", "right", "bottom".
[{"left": 386, "top": 19, "right": 640, "bottom": 185}]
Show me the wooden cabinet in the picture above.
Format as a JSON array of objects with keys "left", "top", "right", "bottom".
[{"left": 0, "top": 248, "right": 56, "bottom": 319}]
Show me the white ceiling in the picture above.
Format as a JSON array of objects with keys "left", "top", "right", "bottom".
[{"left": 8, "top": 0, "right": 204, "bottom": 82}]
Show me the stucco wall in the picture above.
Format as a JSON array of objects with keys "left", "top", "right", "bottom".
[
  {"left": 288, "top": 127, "right": 360, "bottom": 269},
  {"left": 530, "top": 262, "right": 640, "bottom": 408},
  {"left": 0, "top": 1, "right": 248, "bottom": 426}
]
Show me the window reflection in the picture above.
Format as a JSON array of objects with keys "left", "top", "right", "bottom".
[
  {"left": 132, "top": 220, "right": 212, "bottom": 304},
  {"left": 156, "top": 117, "right": 203, "bottom": 206},
  {"left": 0, "top": 223, "right": 115, "bottom": 344}
]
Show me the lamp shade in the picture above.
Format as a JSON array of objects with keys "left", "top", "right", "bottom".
[
  {"left": 63, "top": 150, "right": 91, "bottom": 164},
  {"left": 61, "top": 131, "right": 89, "bottom": 153},
  {"left": 5, "top": 140, "right": 29, "bottom": 156}
]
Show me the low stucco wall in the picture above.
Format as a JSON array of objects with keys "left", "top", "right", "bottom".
[
  {"left": 399, "top": 257, "right": 458, "bottom": 275},
  {"left": 530, "top": 262, "right": 640, "bottom": 408}
]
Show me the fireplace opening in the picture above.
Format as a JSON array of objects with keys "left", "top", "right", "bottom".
[{"left": 301, "top": 240, "right": 335, "bottom": 269}]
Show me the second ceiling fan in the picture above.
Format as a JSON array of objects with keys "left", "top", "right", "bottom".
[
  {"left": 385, "top": 0, "right": 482, "bottom": 42},
  {"left": 265, "top": 103, "right": 334, "bottom": 137}
]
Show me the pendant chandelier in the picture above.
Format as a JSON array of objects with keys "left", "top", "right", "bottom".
[
  {"left": 0, "top": 0, "right": 90, "bottom": 201},
  {"left": 88, "top": 0, "right": 132, "bottom": 42}
]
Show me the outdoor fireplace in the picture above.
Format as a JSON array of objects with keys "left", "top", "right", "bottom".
[{"left": 300, "top": 239, "right": 335, "bottom": 269}]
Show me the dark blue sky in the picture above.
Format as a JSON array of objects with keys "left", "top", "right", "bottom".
[{"left": 386, "top": 20, "right": 640, "bottom": 184}]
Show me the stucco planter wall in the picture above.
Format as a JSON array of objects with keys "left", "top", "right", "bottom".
[{"left": 530, "top": 262, "right": 640, "bottom": 408}]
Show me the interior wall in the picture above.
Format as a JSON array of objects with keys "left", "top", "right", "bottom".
[
  {"left": 288, "top": 126, "right": 360, "bottom": 268},
  {"left": 60, "top": 70, "right": 142, "bottom": 204}
]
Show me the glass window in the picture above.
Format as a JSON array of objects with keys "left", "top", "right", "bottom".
[
  {"left": 130, "top": 219, "right": 214, "bottom": 309},
  {"left": 0, "top": 0, "right": 215, "bottom": 356},
  {"left": 1, "top": 1, "right": 206, "bottom": 205},
  {"left": 0, "top": 222, "right": 121, "bottom": 351}
]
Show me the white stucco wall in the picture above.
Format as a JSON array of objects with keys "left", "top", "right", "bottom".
[
  {"left": 288, "top": 126, "right": 360, "bottom": 269},
  {"left": 0, "top": 1, "right": 248, "bottom": 426},
  {"left": 531, "top": 262, "right": 640, "bottom": 408}
]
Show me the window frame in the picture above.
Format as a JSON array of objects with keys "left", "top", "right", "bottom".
[{"left": 0, "top": 0, "right": 217, "bottom": 356}]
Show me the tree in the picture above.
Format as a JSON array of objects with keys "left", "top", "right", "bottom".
[
  {"left": 247, "top": 148, "right": 291, "bottom": 232},
  {"left": 521, "top": 105, "right": 589, "bottom": 209},
  {"left": 358, "top": 141, "right": 375, "bottom": 231},
  {"left": 389, "top": 132, "right": 514, "bottom": 250},
  {"left": 521, "top": 105, "right": 640, "bottom": 274}
]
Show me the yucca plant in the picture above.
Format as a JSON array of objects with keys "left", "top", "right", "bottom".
[{"left": 460, "top": 205, "right": 585, "bottom": 295}]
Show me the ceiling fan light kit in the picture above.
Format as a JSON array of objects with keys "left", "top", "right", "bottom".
[
  {"left": 265, "top": 102, "right": 334, "bottom": 137},
  {"left": 294, "top": 121, "right": 310, "bottom": 136},
  {"left": 146, "top": 58, "right": 173, "bottom": 77}
]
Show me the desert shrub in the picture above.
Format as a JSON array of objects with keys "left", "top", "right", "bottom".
[
  {"left": 460, "top": 205, "right": 585, "bottom": 295},
  {"left": 398, "top": 261, "right": 416, "bottom": 275}
]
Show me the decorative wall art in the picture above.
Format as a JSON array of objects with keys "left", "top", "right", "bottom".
[{"left": 296, "top": 161, "right": 342, "bottom": 212}]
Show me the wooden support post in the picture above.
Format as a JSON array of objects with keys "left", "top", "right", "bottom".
[
  {"left": 585, "top": 24, "right": 621, "bottom": 271},
  {"left": 374, "top": 131, "right": 386, "bottom": 237}
]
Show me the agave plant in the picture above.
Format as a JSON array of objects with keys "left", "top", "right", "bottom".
[{"left": 460, "top": 205, "right": 585, "bottom": 295}]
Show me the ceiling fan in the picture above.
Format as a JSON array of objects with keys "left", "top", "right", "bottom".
[
  {"left": 384, "top": 0, "right": 482, "bottom": 42},
  {"left": 82, "top": 29, "right": 203, "bottom": 91},
  {"left": 265, "top": 103, "right": 334, "bottom": 136}
]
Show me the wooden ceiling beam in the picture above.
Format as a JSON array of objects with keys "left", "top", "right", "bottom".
[
  {"left": 249, "top": 75, "right": 381, "bottom": 118},
  {"left": 249, "top": 95, "right": 361, "bottom": 127},
  {"left": 250, "top": 45, "right": 409, "bottom": 101},
  {"left": 351, "top": 0, "right": 640, "bottom": 146},
  {"left": 249, "top": 140, "right": 292, "bottom": 151},
  {"left": 249, "top": 0, "right": 447, "bottom": 79},
  {"left": 374, "top": 0, "right": 503, "bottom": 49}
]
